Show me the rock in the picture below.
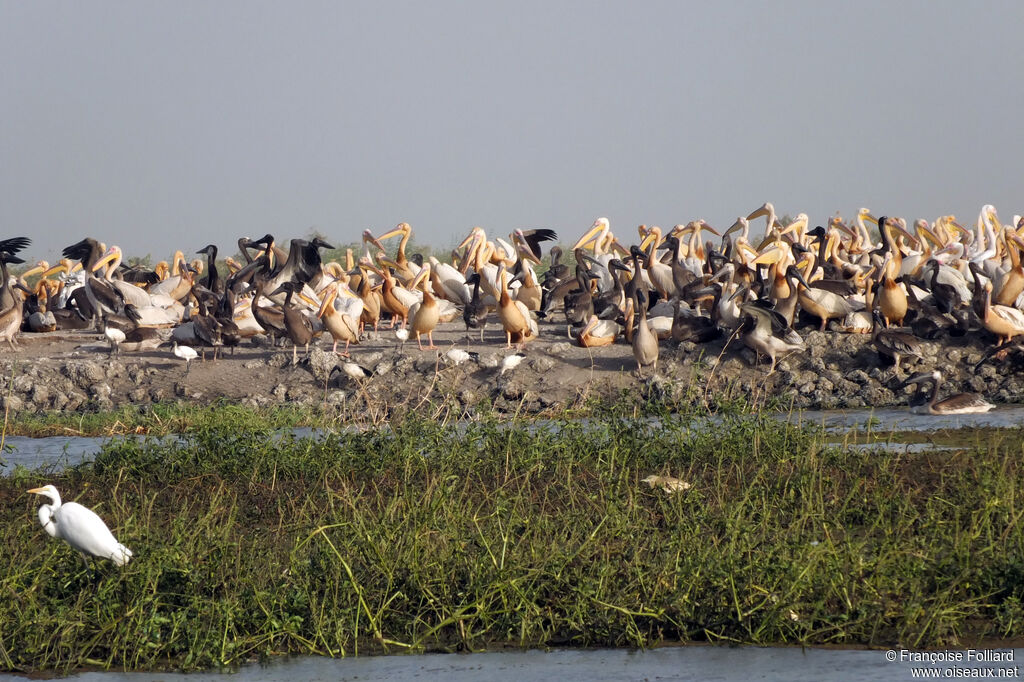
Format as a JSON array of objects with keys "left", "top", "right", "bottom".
[
  {"left": 478, "top": 353, "right": 501, "bottom": 369},
  {"left": 12, "top": 375, "right": 33, "bottom": 393},
  {"left": 64, "top": 361, "right": 106, "bottom": 388},
  {"left": 30, "top": 385, "right": 49, "bottom": 407},
  {"left": 547, "top": 342, "right": 573, "bottom": 356},
  {"left": 326, "top": 390, "right": 347, "bottom": 405},
  {"left": 307, "top": 347, "right": 336, "bottom": 383},
  {"left": 286, "top": 387, "right": 313, "bottom": 404},
  {"left": 243, "top": 359, "right": 266, "bottom": 370},
  {"left": 89, "top": 383, "right": 112, "bottom": 400},
  {"left": 149, "top": 387, "right": 166, "bottom": 402},
  {"left": 105, "top": 360, "right": 124, "bottom": 378},
  {"left": 359, "top": 352, "right": 384, "bottom": 367},
  {"left": 271, "top": 384, "right": 288, "bottom": 399},
  {"left": 500, "top": 381, "right": 524, "bottom": 400},
  {"left": 126, "top": 364, "right": 146, "bottom": 384},
  {"left": 531, "top": 356, "right": 554, "bottom": 373},
  {"left": 848, "top": 370, "right": 871, "bottom": 385},
  {"left": 414, "top": 356, "right": 439, "bottom": 373},
  {"left": 677, "top": 342, "right": 697, "bottom": 356},
  {"left": 459, "top": 389, "right": 480, "bottom": 405},
  {"left": 129, "top": 388, "right": 149, "bottom": 403},
  {"left": 51, "top": 392, "right": 68, "bottom": 410},
  {"left": 373, "top": 360, "right": 392, "bottom": 377},
  {"left": 1, "top": 395, "right": 23, "bottom": 412},
  {"left": 266, "top": 353, "right": 290, "bottom": 369}
]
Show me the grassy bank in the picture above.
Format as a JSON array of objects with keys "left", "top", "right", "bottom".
[{"left": 2, "top": 410, "right": 1024, "bottom": 672}]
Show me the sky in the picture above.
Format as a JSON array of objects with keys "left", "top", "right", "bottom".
[{"left": 3, "top": 1, "right": 1024, "bottom": 264}]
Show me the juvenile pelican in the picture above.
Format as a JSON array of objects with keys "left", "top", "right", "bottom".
[
  {"left": 738, "top": 300, "right": 804, "bottom": 374},
  {"left": 631, "top": 290, "right": 659, "bottom": 375},
  {"left": 901, "top": 371, "right": 995, "bottom": 415}
]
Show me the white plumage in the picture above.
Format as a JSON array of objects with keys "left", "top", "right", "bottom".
[
  {"left": 28, "top": 484, "right": 133, "bottom": 566},
  {"left": 173, "top": 341, "right": 199, "bottom": 375},
  {"left": 444, "top": 348, "right": 477, "bottom": 366},
  {"left": 104, "top": 326, "right": 125, "bottom": 355},
  {"left": 500, "top": 352, "right": 526, "bottom": 374}
]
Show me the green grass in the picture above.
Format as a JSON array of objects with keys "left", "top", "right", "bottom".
[{"left": 2, "top": 410, "right": 1024, "bottom": 673}]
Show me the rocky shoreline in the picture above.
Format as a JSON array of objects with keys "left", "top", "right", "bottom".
[{"left": 0, "top": 321, "right": 1017, "bottom": 419}]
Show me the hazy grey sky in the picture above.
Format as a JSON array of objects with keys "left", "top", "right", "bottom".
[{"left": 3, "top": 1, "right": 1023, "bottom": 263}]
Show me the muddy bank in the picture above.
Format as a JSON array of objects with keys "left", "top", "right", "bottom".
[{"left": 0, "top": 320, "right": 1018, "bottom": 418}]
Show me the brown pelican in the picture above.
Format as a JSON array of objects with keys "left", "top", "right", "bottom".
[
  {"left": 631, "top": 290, "right": 659, "bottom": 375},
  {"left": 0, "top": 281, "right": 31, "bottom": 350},
  {"left": 270, "top": 281, "right": 316, "bottom": 364},
  {"left": 870, "top": 310, "right": 922, "bottom": 375},
  {"left": 738, "top": 300, "right": 804, "bottom": 374},
  {"left": 901, "top": 371, "right": 994, "bottom": 415},
  {"left": 62, "top": 237, "right": 128, "bottom": 325},
  {"left": 0, "top": 237, "right": 31, "bottom": 310},
  {"left": 463, "top": 273, "right": 488, "bottom": 341},
  {"left": 196, "top": 244, "right": 221, "bottom": 293}
]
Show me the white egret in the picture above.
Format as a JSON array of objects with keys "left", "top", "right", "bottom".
[
  {"left": 28, "top": 484, "right": 133, "bottom": 568},
  {"left": 173, "top": 341, "right": 198, "bottom": 375}
]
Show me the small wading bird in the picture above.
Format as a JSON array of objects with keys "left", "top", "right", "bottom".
[
  {"left": 173, "top": 341, "right": 199, "bottom": 376},
  {"left": 28, "top": 485, "right": 133, "bottom": 575}
]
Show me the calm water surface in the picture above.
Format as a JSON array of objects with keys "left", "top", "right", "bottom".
[
  {"left": 4, "top": 406, "right": 1023, "bottom": 476},
  {"left": 8, "top": 646, "right": 1017, "bottom": 681}
]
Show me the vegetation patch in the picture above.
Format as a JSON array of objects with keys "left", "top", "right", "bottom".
[{"left": 2, "top": 409, "right": 1023, "bottom": 672}]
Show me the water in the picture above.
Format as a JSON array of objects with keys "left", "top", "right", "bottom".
[
  {"left": 4, "top": 406, "right": 1023, "bottom": 476},
  {"left": 787, "top": 406, "right": 1024, "bottom": 433},
  {"left": 5, "top": 646, "right": 1017, "bottom": 681},
  {"left": 0, "top": 434, "right": 108, "bottom": 473}
]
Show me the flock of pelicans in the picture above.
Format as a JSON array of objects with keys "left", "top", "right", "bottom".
[
  {"left": 3, "top": 203, "right": 1024, "bottom": 416},
  {"left": 18, "top": 202, "right": 1024, "bottom": 569}
]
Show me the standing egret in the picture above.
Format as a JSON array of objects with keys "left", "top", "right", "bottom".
[
  {"left": 173, "top": 341, "right": 198, "bottom": 376},
  {"left": 28, "top": 485, "right": 133, "bottom": 571},
  {"left": 103, "top": 325, "right": 126, "bottom": 355}
]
